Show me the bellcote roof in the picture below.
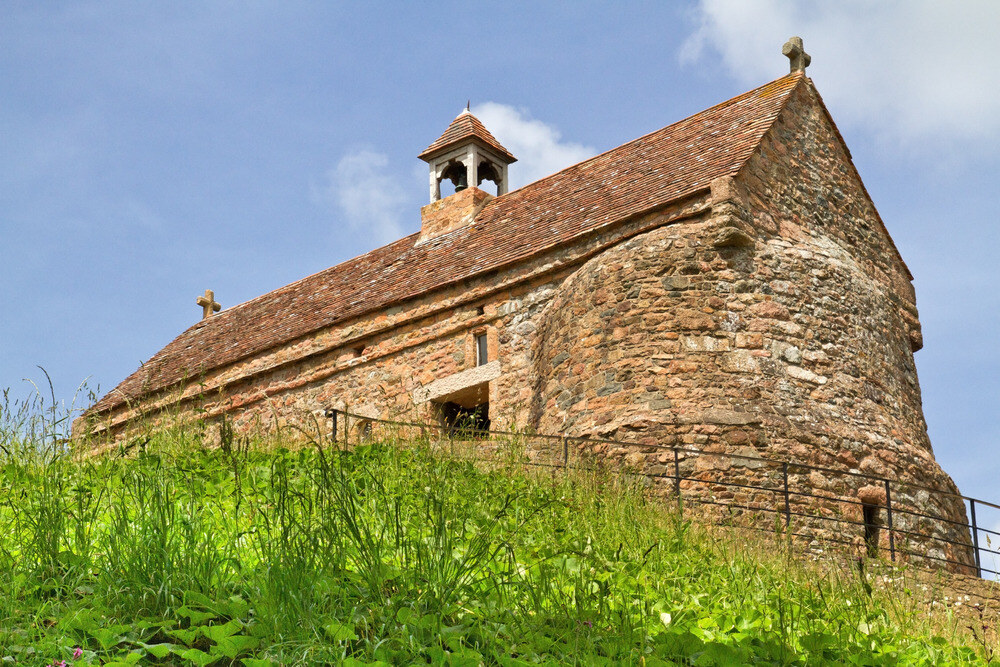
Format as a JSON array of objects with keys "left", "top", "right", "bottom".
[{"left": 418, "top": 109, "right": 517, "bottom": 163}]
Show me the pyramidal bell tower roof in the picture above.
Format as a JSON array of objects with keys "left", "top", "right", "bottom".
[{"left": 418, "top": 108, "right": 517, "bottom": 164}]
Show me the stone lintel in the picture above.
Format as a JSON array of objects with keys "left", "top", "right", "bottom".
[
  {"left": 418, "top": 187, "right": 493, "bottom": 244},
  {"left": 413, "top": 360, "right": 501, "bottom": 405}
]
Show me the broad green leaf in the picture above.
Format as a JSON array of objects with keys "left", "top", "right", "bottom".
[
  {"left": 210, "top": 634, "right": 259, "bottom": 659},
  {"left": 185, "top": 591, "right": 215, "bottom": 609},
  {"left": 179, "top": 648, "right": 216, "bottom": 667},
  {"left": 240, "top": 660, "right": 275, "bottom": 667},
  {"left": 218, "top": 595, "right": 250, "bottom": 618},
  {"left": 103, "top": 650, "right": 143, "bottom": 667},
  {"left": 323, "top": 620, "right": 358, "bottom": 642},
  {"left": 140, "top": 642, "right": 175, "bottom": 659},
  {"left": 202, "top": 620, "right": 241, "bottom": 642},
  {"left": 446, "top": 648, "right": 483, "bottom": 667},
  {"left": 177, "top": 605, "right": 217, "bottom": 625},
  {"left": 86, "top": 627, "right": 123, "bottom": 651},
  {"left": 167, "top": 626, "right": 202, "bottom": 646}
]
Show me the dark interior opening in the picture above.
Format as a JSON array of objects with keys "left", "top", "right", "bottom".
[
  {"left": 476, "top": 161, "right": 499, "bottom": 195},
  {"left": 440, "top": 401, "right": 490, "bottom": 437},
  {"left": 862, "top": 503, "right": 881, "bottom": 558},
  {"left": 440, "top": 161, "right": 468, "bottom": 197}
]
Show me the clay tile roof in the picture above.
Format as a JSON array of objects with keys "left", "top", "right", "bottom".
[
  {"left": 91, "top": 73, "right": 804, "bottom": 414},
  {"left": 418, "top": 109, "right": 517, "bottom": 163}
]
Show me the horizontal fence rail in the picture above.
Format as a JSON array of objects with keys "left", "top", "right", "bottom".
[{"left": 324, "top": 408, "right": 1000, "bottom": 580}]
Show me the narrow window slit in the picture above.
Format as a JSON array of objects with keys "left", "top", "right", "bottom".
[{"left": 475, "top": 333, "right": 489, "bottom": 366}]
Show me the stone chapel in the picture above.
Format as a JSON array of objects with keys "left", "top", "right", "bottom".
[{"left": 79, "top": 40, "right": 973, "bottom": 566}]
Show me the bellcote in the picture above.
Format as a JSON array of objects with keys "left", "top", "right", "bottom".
[
  {"left": 416, "top": 108, "right": 516, "bottom": 244},
  {"left": 418, "top": 107, "right": 517, "bottom": 203}
]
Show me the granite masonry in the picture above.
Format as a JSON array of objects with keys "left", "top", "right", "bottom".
[{"left": 78, "top": 46, "right": 975, "bottom": 571}]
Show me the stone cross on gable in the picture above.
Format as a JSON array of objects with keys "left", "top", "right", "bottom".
[
  {"left": 196, "top": 289, "right": 221, "bottom": 320},
  {"left": 782, "top": 36, "right": 811, "bottom": 73}
]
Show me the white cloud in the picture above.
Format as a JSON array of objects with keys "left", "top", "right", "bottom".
[
  {"left": 471, "top": 103, "right": 595, "bottom": 189},
  {"left": 681, "top": 0, "right": 1000, "bottom": 149},
  {"left": 314, "top": 149, "right": 406, "bottom": 245}
]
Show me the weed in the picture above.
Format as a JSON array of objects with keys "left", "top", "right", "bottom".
[{"left": 0, "top": 392, "right": 993, "bottom": 664}]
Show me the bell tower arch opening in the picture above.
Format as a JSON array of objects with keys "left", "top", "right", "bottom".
[{"left": 438, "top": 159, "right": 469, "bottom": 198}]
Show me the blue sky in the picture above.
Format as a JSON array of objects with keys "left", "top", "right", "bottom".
[{"left": 2, "top": 2, "right": 997, "bottom": 519}]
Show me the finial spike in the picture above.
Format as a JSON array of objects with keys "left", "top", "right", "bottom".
[{"left": 466, "top": 99, "right": 470, "bottom": 111}]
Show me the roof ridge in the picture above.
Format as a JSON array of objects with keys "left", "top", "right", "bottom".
[
  {"left": 194, "top": 232, "right": 421, "bottom": 329},
  {"left": 495, "top": 72, "right": 805, "bottom": 198}
]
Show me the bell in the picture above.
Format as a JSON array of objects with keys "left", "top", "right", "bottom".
[{"left": 454, "top": 169, "right": 468, "bottom": 192}]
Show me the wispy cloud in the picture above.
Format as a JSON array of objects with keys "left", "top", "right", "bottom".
[
  {"left": 471, "top": 103, "right": 595, "bottom": 189},
  {"left": 313, "top": 149, "right": 406, "bottom": 245},
  {"left": 681, "top": 0, "right": 1000, "bottom": 150}
]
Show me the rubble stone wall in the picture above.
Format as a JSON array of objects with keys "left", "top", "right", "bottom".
[
  {"left": 528, "top": 82, "right": 973, "bottom": 570},
  {"left": 83, "top": 196, "right": 709, "bottom": 443}
]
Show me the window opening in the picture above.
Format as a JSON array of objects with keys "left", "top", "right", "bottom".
[
  {"left": 862, "top": 503, "right": 881, "bottom": 558},
  {"left": 358, "top": 420, "right": 373, "bottom": 442},
  {"left": 475, "top": 333, "right": 489, "bottom": 366}
]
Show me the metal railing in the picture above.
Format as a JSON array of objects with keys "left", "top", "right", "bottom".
[{"left": 324, "top": 408, "right": 1000, "bottom": 579}]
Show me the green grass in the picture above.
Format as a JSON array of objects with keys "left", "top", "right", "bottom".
[{"left": 0, "top": 396, "right": 991, "bottom": 665}]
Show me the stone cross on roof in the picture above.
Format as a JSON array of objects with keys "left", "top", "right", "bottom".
[
  {"left": 782, "top": 36, "right": 811, "bottom": 73},
  {"left": 196, "top": 289, "right": 221, "bottom": 320}
]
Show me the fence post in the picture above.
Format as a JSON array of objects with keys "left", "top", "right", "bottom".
[
  {"left": 673, "top": 448, "right": 682, "bottom": 517},
  {"left": 562, "top": 437, "right": 569, "bottom": 467},
  {"left": 782, "top": 462, "right": 791, "bottom": 529},
  {"left": 970, "top": 499, "right": 982, "bottom": 578},
  {"left": 884, "top": 479, "right": 895, "bottom": 563},
  {"left": 329, "top": 409, "right": 338, "bottom": 443}
]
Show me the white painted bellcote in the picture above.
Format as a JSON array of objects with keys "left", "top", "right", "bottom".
[{"left": 418, "top": 108, "right": 517, "bottom": 203}]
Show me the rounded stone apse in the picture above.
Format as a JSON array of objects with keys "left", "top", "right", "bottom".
[{"left": 530, "top": 220, "right": 974, "bottom": 572}]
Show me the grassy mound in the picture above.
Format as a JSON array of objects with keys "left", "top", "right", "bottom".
[{"left": 0, "top": 417, "right": 989, "bottom": 664}]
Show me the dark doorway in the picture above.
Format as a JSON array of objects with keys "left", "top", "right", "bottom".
[{"left": 440, "top": 401, "right": 490, "bottom": 437}]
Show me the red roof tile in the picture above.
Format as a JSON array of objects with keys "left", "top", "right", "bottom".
[
  {"left": 418, "top": 109, "right": 517, "bottom": 163},
  {"left": 91, "top": 73, "right": 804, "bottom": 413}
]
